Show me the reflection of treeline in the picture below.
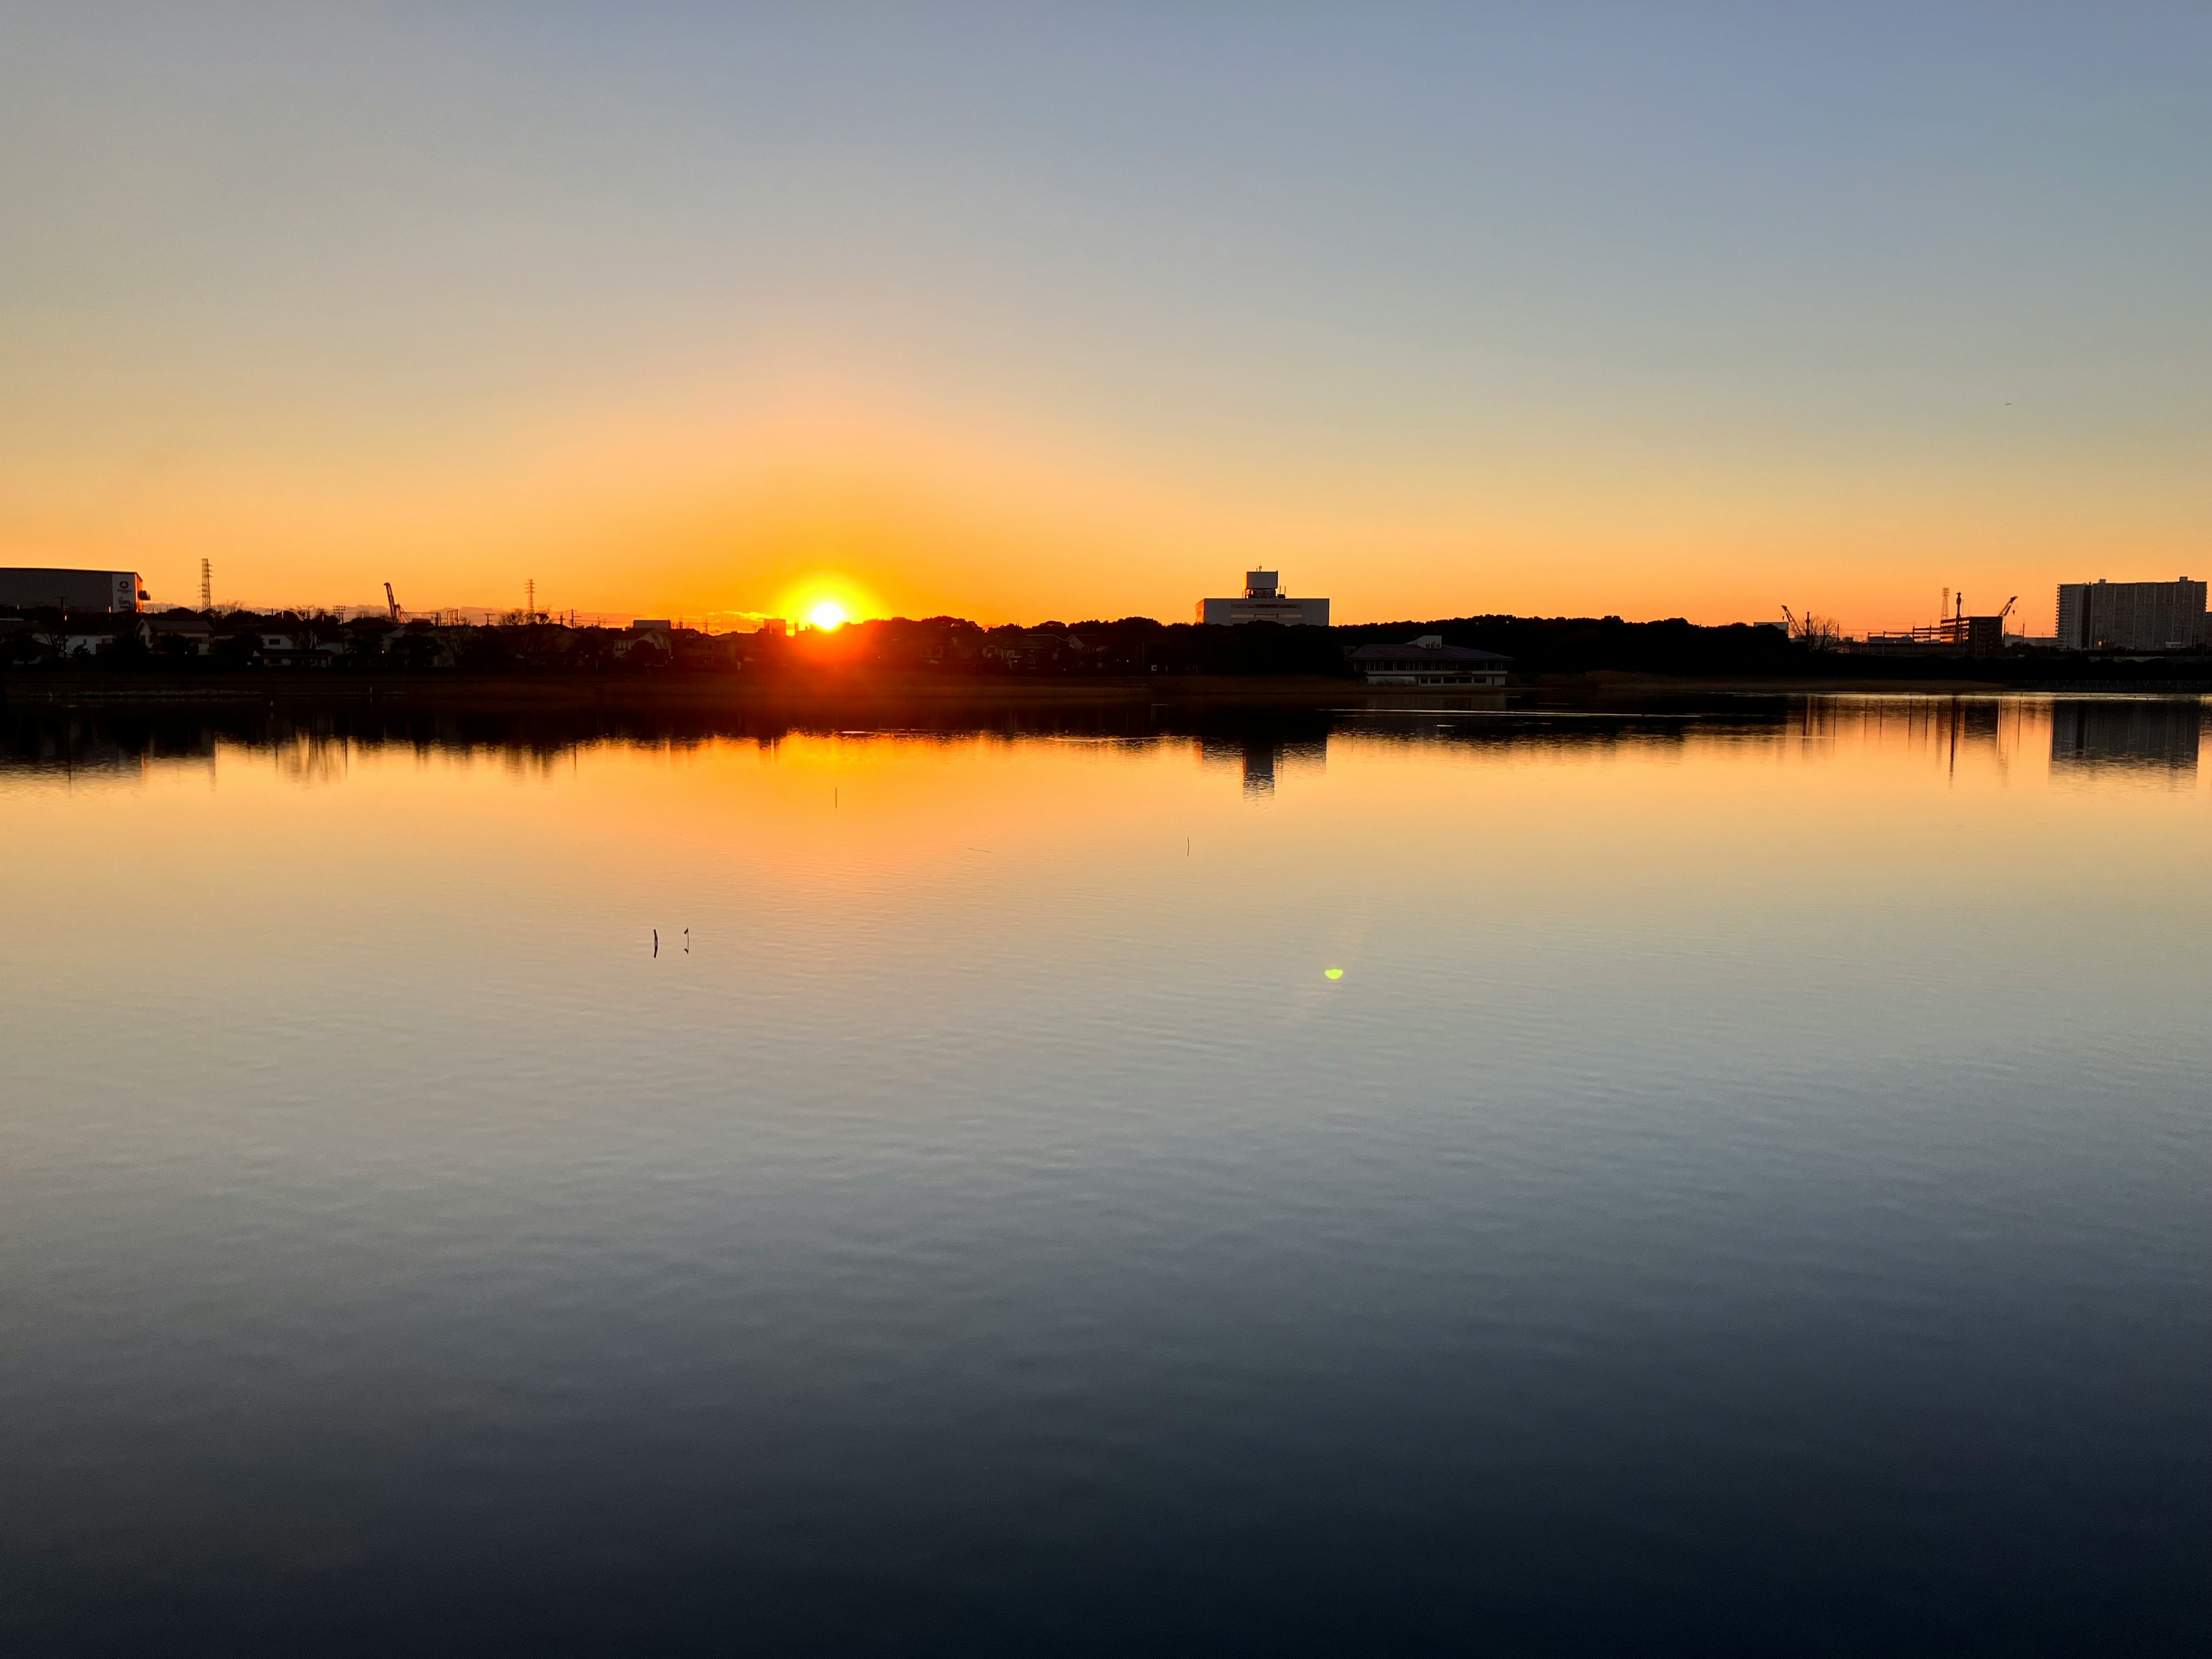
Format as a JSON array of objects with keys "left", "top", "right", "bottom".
[
  {"left": 15, "top": 696, "right": 2202, "bottom": 781},
  {"left": 0, "top": 699, "right": 1330, "bottom": 765},
  {"left": 0, "top": 699, "right": 1792, "bottom": 771}
]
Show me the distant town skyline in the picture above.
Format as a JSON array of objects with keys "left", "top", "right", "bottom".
[{"left": 3, "top": 5, "right": 2207, "bottom": 635}]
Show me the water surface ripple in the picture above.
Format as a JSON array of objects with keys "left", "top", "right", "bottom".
[{"left": 1, "top": 696, "right": 2205, "bottom": 1653}]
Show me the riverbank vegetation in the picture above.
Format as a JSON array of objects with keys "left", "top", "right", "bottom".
[{"left": 3, "top": 606, "right": 2206, "bottom": 690}]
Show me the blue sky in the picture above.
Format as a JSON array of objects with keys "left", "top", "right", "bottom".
[{"left": 3, "top": 3, "right": 2206, "bottom": 625}]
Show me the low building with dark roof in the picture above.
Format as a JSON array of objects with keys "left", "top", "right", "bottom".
[
  {"left": 147, "top": 613, "right": 215, "bottom": 654},
  {"left": 34, "top": 616, "right": 150, "bottom": 659},
  {"left": 1348, "top": 635, "right": 1510, "bottom": 686}
]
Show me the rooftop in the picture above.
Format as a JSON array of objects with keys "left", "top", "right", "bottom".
[{"left": 1349, "top": 639, "right": 1512, "bottom": 664}]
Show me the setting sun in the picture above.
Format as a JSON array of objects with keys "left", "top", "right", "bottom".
[{"left": 774, "top": 574, "right": 877, "bottom": 633}]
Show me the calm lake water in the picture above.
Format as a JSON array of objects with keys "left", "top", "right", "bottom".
[{"left": 1, "top": 694, "right": 2206, "bottom": 1654}]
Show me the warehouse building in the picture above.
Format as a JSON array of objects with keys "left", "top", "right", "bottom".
[
  {"left": 0, "top": 567, "right": 147, "bottom": 613},
  {"left": 2055, "top": 579, "right": 2206, "bottom": 652}
]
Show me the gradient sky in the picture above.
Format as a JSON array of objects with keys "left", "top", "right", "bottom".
[{"left": 3, "top": 3, "right": 2208, "bottom": 629}]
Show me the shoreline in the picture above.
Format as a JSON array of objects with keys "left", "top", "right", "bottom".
[
  {"left": 0, "top": 671, "right": 1380, "bottom": 709},
  {"left": 7, "top": 668, "right": 2209, "bottom": 709}
]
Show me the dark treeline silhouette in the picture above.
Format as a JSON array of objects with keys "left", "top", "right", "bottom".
[
  {"left": 0, "top": 608, "right": 1345, "bottom": 678},
  {"left": 1337, "top": 615, "right": 1806, "bottom": 677},
  {"left": 1335, "top": 614, "right": 2212, "bottom": 685},
  {"left": 4, "top": 604, "right": 2208, "bottom": 686},
  {"left": 830, "top": 615, "right": 1356, "bottom": 677}
]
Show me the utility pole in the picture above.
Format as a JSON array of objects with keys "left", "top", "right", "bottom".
[
  {"left": 526, "top": 578, "right": 536, "bottom": 621},
  {"left": 200, "top": 558, "right": 213, "bottom": 612}
]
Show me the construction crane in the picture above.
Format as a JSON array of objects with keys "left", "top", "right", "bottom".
[{"left": 384, "top": 582, "right": 402, "bottom": 623}]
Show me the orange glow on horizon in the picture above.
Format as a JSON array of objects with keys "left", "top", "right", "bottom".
[
  {"left": 10, "top": 378, "right": 2196, "bottom": 639},
  {"left": 773, "top": 570, "right": 878, "bottom": 633}
]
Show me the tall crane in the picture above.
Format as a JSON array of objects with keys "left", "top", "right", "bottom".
[
  {"left": 1782, "top": 604, "right": 1827, "bottom": 643},
  {"left": 385, "top": 582, "right": 402, "bottom": 623}
]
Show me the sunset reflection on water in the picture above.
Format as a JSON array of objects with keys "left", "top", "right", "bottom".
[{"left": 0, "top": 694, "right": 2205, "bottom": 1653}]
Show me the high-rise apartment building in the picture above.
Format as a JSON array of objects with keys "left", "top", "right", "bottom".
[{"left": 2054, "top": 579, "right": 2206, "bottom": 651}]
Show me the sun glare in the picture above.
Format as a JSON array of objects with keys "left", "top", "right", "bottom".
[{"left": 773, "top": 575, "right": 875, "bottom": 633}]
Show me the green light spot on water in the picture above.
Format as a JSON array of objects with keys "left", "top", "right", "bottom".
[{"left": 1324, "top": 968, "right": 1344, "bottom": 980}]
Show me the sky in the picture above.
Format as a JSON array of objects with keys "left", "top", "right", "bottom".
[{"left": 2, "top": 2, "right": 2208, "bottom": 631}]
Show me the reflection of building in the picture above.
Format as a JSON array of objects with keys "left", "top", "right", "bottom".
[
  {"left": 1197, "top": 571, "right": 1330, "bottom": 627},
  {"left": 1240, "top": 737, "right": 1277, "bottom": 796},
  {"left": 2055, "top": 579, "right": 2206, "bottom": 652},
  {"left": 1349, "top": 635, "right": 1510, "bottom": 685},
  {"left": 2050, "top": 700, "right": 2200, "bottom": 774},
  {"left": 1199, "top": 730, "right": 1326, "bottom": 797},
  {"left": 0, "top": 567, "right": 146, "bottom": 613}
]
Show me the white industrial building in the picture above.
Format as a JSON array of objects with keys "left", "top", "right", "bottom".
[{"left": 1196, "top": 571, "right": 1330, "bottom": 627}]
